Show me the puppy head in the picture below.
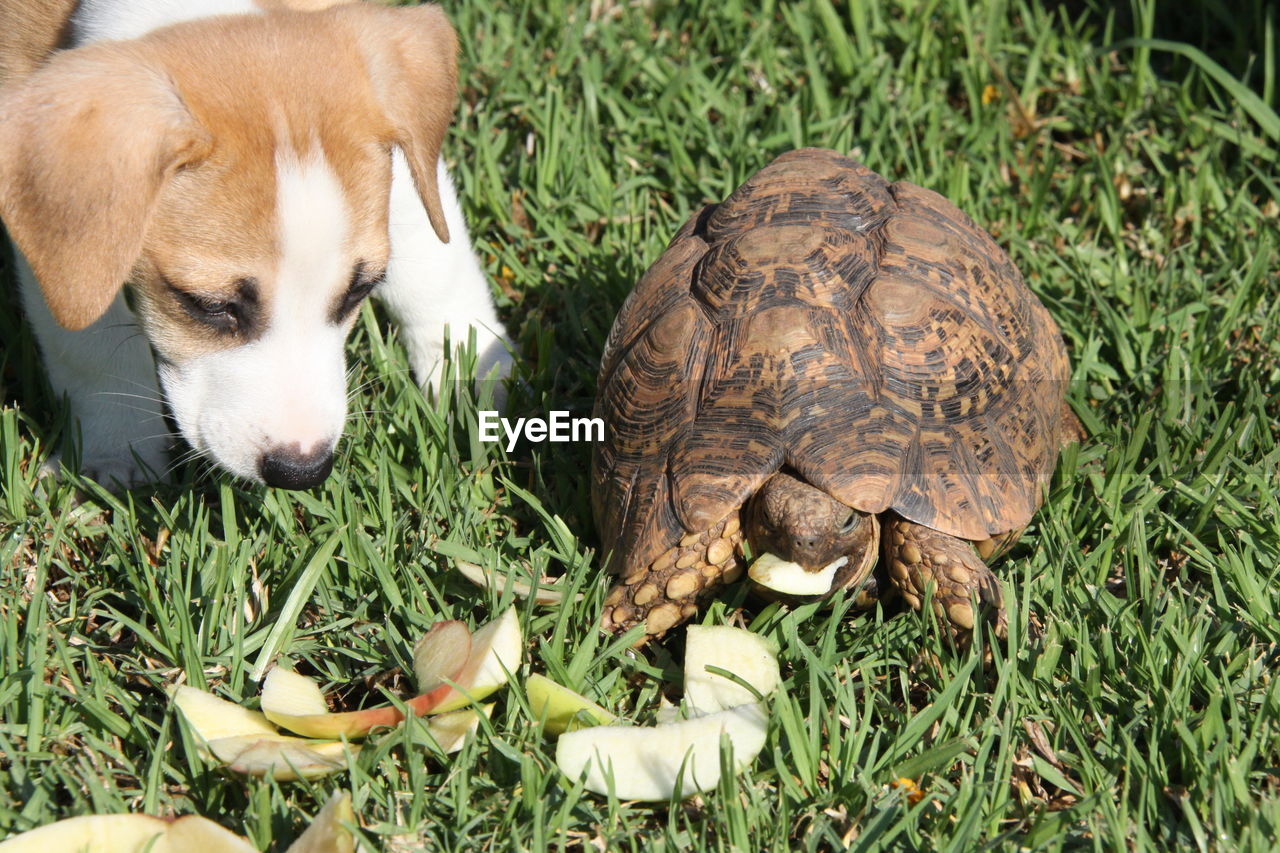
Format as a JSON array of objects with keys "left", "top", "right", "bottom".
[{"left": 0, "top": 4, "right": 458, "bottom": 487}]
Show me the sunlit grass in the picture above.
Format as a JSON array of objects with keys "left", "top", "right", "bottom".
[{"left": 1, "top": 0, "right": 1278, "bottom": 849}]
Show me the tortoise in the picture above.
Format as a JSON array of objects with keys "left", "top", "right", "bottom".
[{"left": 591, "top": 148, "right": 1079, "bottom": 641}]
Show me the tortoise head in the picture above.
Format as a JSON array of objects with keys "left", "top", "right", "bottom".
[{"left": 746, "top": 470, "right": 874, "bottom": 571}]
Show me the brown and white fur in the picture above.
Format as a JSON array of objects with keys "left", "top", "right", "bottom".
[{"left": 0, "top": 0, "right": 512, "bottom": 488}]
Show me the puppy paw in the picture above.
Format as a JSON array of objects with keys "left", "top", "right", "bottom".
[
  {"left": 411, "top": 329, "right": 517, "bottom": 411},
  {"left": 474, "top": 336, "right": 516, "bottom": 411}
]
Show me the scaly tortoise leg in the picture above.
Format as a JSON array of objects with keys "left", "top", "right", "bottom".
[
  {"left": 601, "top": 514, "right": 746, "bottom": 641},
  {"left": 883, "top": 516, "right": 1007, "bottom": 638}
]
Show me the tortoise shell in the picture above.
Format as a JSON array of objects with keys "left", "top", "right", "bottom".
[{"left": 592, "top": 148, "right": 1070, "bottom": 577}]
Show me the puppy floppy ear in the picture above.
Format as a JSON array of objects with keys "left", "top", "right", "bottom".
[
  {"left": 0, "top": 44, "right": 209, "bottom": 330},
  {"left": 345, "top": 2, "right": 458, "bottom": 243}
]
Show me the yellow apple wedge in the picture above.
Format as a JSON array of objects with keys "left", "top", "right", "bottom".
[
  {"left": 653, "top": 695, "right": 681, "bottom": 725},
  {"left": 259, "top": 668, "right": 441, "bottom": 739},
  {"left": 205, "top": 736, "right": 354, "bottom": 781},
  {"left": 427, "top": 606, "right": 523, "bottom": 713},
  {"left": 411, "top": 705, "right": 493, "bottom": 754},
  {"left": 171, "top": 685, "right": 359, "bottom": 781},
  {"left": 160, "top": 816, "right": 260, "bottom": 852},
  {"left": 0, "top": 814, "right": 258, "bottom": 853},
  {"left": 748, "top": 551, "right": 842, "bottom": 596},
  {"left": 525, "top": 674, "right": 617, "bottom": 736},
  {"left": 171, "top": 685, "right": 279, "bottom": 751},
  {"left": 262, "top": 620, "right": 472, "bottom": 738},
  {"left": 0, "top": 793, "right": 360, "bottom": 852},
  {"left": 683, "top": 625, "right": 781, "bottom": 714},
  {"left": 282, "top": 791, "right": 355, "bottom": 853},
  {"left": 555, "top": 703, "right": 769, "bottom": 801}
]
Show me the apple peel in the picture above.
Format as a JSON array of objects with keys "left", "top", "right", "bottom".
[
  {"left": 261, "top": 668, "right": 410, "bottom": 739},
  {"left": 430, "top": 606, "right": 523, "bottom": 713},
  {"left": 526, "top": 673, "right": 617, "bottom": 736},
  {"left": 555, "top": 703, "right": 768, "bottom": 801},
  {"left": 260, "top": 658, "right": 462, "bottom": 740},
  {"left": 258, "top": 609, "right": 517, "bottom": 737}
]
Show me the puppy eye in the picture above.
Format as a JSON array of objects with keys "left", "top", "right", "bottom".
[
  {"left": 170, "top": 286, "right": 240, "bottom": 331},
  {"left": 334, "top": 263, "right": 386, "bottom": 322},
  {"left": 196, "top": 297, "right": 233, "bottom": 317},
  {"left": 190, "top": 296, "right": 241, "bottom": 332},
  {"left": 349, "top": 276, "right": 380, "bottom": 299}
]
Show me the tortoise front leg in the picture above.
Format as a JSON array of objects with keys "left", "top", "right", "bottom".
[
  {"left": 883, "top": 516, "right": 1007, "bottom": 637},
  {"left": 601, "top": 514, "right": 745, "bottom": 641}
]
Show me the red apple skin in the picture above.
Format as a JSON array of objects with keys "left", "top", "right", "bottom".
[
  {"left": 404, "top": 680, "right": 458, "bottom": 715},
  {"left": 266, "top": 647, "right": 472, "bottom": 738}
]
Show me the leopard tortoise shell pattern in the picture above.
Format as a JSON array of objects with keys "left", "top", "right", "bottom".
[{"left": 592, "top": 148, "right": 1070, "bottom": 577}]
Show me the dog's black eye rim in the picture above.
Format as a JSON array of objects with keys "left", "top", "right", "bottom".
[
  {"left": 166, "top": 276, "right": 256, "bottom": 332},
  {"left": 195, "top": 295, "right": 233, "bottom": 316},
  {"left": 334, "top": 263, "right": 386, "bottom": 323}
]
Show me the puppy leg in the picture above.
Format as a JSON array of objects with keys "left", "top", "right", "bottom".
[
  {"left": 16, "top": 250, "right": 168, "bottom": 487},
  {"left": 376, "top": 151, "right": 513, "bottom": 407}
]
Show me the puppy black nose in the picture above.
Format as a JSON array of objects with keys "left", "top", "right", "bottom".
[{"left": 259, "top": 444, "right": 334, "bottom": 489}]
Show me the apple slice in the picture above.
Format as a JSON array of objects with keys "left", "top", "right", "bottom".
[
  {"left": 258, "top": 613, "right": 507, "bottom": 737},
  {"left": 429, "top": 606, "right": 523, "bottom": 713},
  {"left": 259, "top": 668, "right": 384, "bottom": 738},
  {"left": 283, "top": 791, "right": 355, "bottom": 853},
  {"left": 748, "top": 552, "right": 843, "bottom": 596},
  {"left": 171, "top": 685, "right": 358, "bottom": 780},
  {"left": 455, "top": 560, "right": 582, "bottom": 605},
  {"left": 411, "top": 705, "right": 492, "bottom": 753},
  {"left": 261, "top": 621, "right": 471, "bottom": 739},
  {"left": 525, "top": 674, "right": 617, "bottom": 736},
  {"left": 0, "top": 792, "right": 358, "bottom": 853},
  {"left": 172, "top": 685, "right": 280, "bottom": 747},
  {"left": 683, "top": 625, "right": 781, "bottom": 714},
  {"left": 653, "top": 695, "right": 681, "bottom": 726},
  {"left": 161, "top": 816, "right": 261, "bottom": 852},
  {"left": 0, "top": 814, "right": 258, "bottom": 853},
  {"left": 206, "top": 736, "right": 354, "bottom": 781},
  {"left": 555, "top": 703, "right": 768, "bottom": 801},
  {"left": 260, "top": 668, "right": 408, "bottom": 739}
]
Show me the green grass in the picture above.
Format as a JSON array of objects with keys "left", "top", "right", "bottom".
[{"left": 2, "top": 0, "right": 1279, "bottom": 849}]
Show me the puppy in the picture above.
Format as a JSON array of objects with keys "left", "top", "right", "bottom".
[{"left": 0, "top": 0, "right": 512, "bottom": 489}]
